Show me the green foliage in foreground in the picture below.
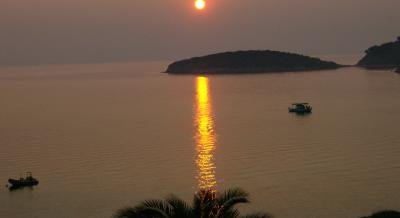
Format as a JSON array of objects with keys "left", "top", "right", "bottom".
[{"left": 114, "top": 188, "right": 271, "bottom": 218}]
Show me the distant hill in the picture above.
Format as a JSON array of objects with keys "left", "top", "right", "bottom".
[
  {"left": 165, "top": 50, "right": 342, "bottom": 74},
  {"left": 358, "top": 37, "right": 400, "bottom": 69}
]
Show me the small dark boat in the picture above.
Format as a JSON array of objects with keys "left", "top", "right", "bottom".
[
  {"left": 8, "top": 172, "right": 39, "bottom": 189},
  {"left": 289, "top": 103, "right": 312, "bottom": 114},
  {"left": 395, "top": 68, "right": 400, "bottom": 73}
]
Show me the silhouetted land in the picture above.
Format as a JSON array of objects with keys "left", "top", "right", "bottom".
[
  {"left": 358, "top": 37, "right": 400, "bottom": 69},
  {"left": 165, "top": 50, "right": 342, "bottom": 74}
]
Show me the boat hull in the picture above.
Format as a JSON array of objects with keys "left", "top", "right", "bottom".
[
  {"left": 8, "top": 178, "right": 39, "bottom": 188},
  {"left": 288, "top": 108, "right": 312, "bottom": 113}
]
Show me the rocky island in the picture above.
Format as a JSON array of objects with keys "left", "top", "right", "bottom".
[
  {"left": 357, "top": 37, "right": 400, "bottom": 69},
  {"left": 165, "top": 50, "right": 342, "bottom": 74}
]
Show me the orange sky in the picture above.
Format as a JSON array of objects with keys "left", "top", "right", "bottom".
[{"left": 0, "top": 0, "right": 399, "bottom": 66}]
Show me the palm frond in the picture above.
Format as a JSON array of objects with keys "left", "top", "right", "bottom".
[
  {"left": 115, "top": 188, "right": 271, "bottom": 218},
  {"left": 193, "top": 189, "right": 218, "bottom": 218},
  {"left": 217, "top": 188, "right": 249, "bottom": 204},
  {"left": 216, "top": 188, "right": 250, "bottom": 215},
  {"left": 133, "top": 199, "right": 172, "bottom": 218},
  {"left": 165, "top": 195, "right": 193, "bottom": 217},
  {"left": 113, "top": 207, "right": 139, "bottom": 218},
  {"left": 219, "top": 208, "right": 240, "bottom": 218},
  {"left": 240, "top": 212, "right": 273, "bottom": 218}
]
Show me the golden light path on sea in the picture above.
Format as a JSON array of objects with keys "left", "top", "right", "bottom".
[{"left": 194, "top": 76, "right": 217, "bottom": 190}]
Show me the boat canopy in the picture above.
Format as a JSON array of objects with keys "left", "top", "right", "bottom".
[{"left": 292, "top": 103, "right": 309, "bottom": 105}]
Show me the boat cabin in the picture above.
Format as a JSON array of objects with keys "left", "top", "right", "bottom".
[{"left": 288, "top": 103, "right": 312, "bottom": 113}]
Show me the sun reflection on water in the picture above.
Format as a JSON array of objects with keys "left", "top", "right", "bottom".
[{"left": 194, "top": 76, "right": 217, "bottom": 190}]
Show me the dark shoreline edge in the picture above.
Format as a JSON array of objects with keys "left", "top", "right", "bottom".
[
  {"left": 164, "top": 66, "right": 349, "bottom": 75},
  {"left": 357, "top": 37, "right": 400, "bottom": 69},
  {"left": 165, "top": 50, "right": 345, "bottom": 75}
]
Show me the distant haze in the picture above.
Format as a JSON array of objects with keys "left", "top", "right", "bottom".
[{"left": 1, "top": 0, "right": 399, "bottom": 66}]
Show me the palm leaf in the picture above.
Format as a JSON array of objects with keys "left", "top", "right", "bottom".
[
  {"left": 133, "top": 199, "right": 172, "bottom": 218},
  {"left": 240, "top": 212, "right": 272, "bottom": 218},
  {"left": 114, "top": 188, "right": 271, "bottom": 218},
  {"left": 165, "top": 195, "right": 193, "bottom": 217},
  {"left": 113, "top": 207, "right": 138, "bottom": 218},
  {"left": 193, "top": 189, "right": 218, "bottom": 218},
  {"left": 216, "top": 188, "right": 250, "bottom": 216},
  {"left": 219, "top": 208, "right": 240, "bottom": 218}
]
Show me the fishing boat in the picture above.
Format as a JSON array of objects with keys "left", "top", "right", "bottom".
[
  {"left": 8, "top": 172, "right": 39, "bottom": 189},
  {"left": 288, "top": 103, "right": 312, "bottom": 114}
]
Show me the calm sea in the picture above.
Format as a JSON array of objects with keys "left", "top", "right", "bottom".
[{"left": 1, "top": 57, "right": 399, "bottom": 218}]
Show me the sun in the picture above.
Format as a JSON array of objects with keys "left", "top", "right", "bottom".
[{"left": 195, "top": 0, "right": 206, "bottom": 10}]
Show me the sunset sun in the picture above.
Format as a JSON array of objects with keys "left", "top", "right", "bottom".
[{"left": 195, "top": 0, "right": 206, "bottom": 10}]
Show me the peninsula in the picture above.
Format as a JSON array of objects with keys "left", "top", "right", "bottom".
[
  {"left": 357, "top": 37, "right": 400, "bottom": 69},
  {"left": 165, "top": 50, "right": 342, "bottom": 74}
]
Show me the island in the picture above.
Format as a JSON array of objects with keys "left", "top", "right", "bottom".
[
  {"left": 357, "top": 37, "right": 400, "bottom": 69},
  {"left": 165, "top": 50, "right": 342, "bottom": 74}
]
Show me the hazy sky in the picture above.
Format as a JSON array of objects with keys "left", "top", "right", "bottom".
[{"left": 1, "top": 0, "right": 399, "bottom": 66}]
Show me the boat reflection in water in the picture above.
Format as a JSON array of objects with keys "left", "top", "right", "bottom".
[{"left": 194, "top": 76, "right": 217, "bottom": 190}]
